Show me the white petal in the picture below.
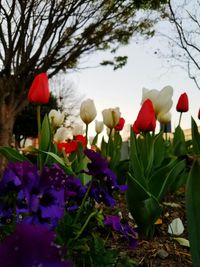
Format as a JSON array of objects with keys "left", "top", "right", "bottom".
[{"left": 168, "top": 217, "right": 184, "bottom": 236}]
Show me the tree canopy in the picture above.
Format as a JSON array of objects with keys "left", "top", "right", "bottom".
[{"left": 0, "top": 0, "right": 167, "bottom": 150}]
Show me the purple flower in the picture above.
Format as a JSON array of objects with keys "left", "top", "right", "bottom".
[
  {"left": 90, "top": 181, "right": 116, "bottom": 207},
  {"left": 0, "top": 163, "right": 67, "bottom": 226},
  {"left": 104, "top": 215, "right": 138, "bottom": 249},
  {"left": 84, "top": 149, "right": 127, "bottom": 206},
  {"left": 0, "top": 223, "right": 72, "bottom": 267}
]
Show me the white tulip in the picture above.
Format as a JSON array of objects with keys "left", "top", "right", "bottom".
[
  {"left": 157, "top": 111, "right": 171, "bottom": 124},
  {"left": 142, "top": 86, "right": 173, "bottom": 117},
  {"left": 95, "top": 120, "right": 104, "bottom": 134},
  {"left": 80, "top": 99, "right": 97, "bottom": 124},
  {"left": 54, "top": 127, "right": 72, "bottom": 143},
  {"left": 102, "top": 107, "right": 121, "bottom": 129},
  {"left": 49, "top": 109, "right": 65, "bottom": 128},
  {"left": 154, "top": 86, "right": 173, "bottom": 115},
  {"left": 142, "top": 88, "right": 159, "bottom": 107}
]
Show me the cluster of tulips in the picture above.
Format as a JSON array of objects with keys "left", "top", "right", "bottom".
[{"left": 1, "top": 71, "right": 200, "bottom": 267}]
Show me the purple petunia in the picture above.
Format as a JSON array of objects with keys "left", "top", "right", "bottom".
[
  {"left": 0, "top": 223, "right": 72, "bottom": 267},
  {"left": 104, "top": 215, "right": 138, "bottom": 249}
]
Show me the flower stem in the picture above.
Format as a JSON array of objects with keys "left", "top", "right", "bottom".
[
  {"left": 75, "top": 210, "right": 97, "bottom": 240},
  {"left": 85, "top": 123, "right": 89, "bottom": 146},
  {"left": 178, "top": 112, "right": 182, "bottom": 126},
  {"left": 37, "top": 105, "right": 41, "bottom": 143},
  {"left": 37, "top": 105, "right": 42, "bottom": 170},
  {"left": 106, "top": 128, "right": 113, "bottom": 157},
  {"left": 74, "top": 181, "right": 92, "bottom": 224}
]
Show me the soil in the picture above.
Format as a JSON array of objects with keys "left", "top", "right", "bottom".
[{"left": 114, "top": 191, "right": 192, "bottom": 267}]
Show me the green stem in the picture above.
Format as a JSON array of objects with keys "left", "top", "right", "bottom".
[
  {"left": 37, "top": 105, "right": 41, "bottom": 142},
  {"left": 178, "top": 112, "right": 182, "bottom": 126},
  {"left": 74, "top": 210, "right": 97, "bottom": 240},
  {"left": 36, "top": 105, "right": 42, "bottom": 170},
  {"left": 85, "top": 123, "right": 89, "bottom": 147},
  {"left": 74, "top": 181, "right": 92, "bottom": 224},
  {"left": 106, "top": 128, "right": 113, "bottom": 157}
]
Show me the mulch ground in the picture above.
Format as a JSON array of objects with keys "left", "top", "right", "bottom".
[{"left": 113, "top": 191, "right": 192, "bottom": 267}]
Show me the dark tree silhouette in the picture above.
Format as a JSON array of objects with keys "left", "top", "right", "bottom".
[{"left": 0, "top": 0, "right": 167, "bottom": 170}]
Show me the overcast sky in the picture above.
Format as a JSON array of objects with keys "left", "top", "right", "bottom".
[{"left": 65, "top": 3, "right": 200, "bottom": 138}]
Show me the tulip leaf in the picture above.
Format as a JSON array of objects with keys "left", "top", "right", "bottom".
[
  {"left": 126, "top": 172, "right": 150, "bottom": 203},
  {"left": 40, "top": 150, "right": 74, "bottom": 175},
  {"left": 157, "top": 159, "right": 186, "bottom": 200},
  {"left": 186, "top": 159, "right": 200, "bottom": 266},
  {"left": 0, "top": 147, "right": 30, "bottom": 162},
  {"left": 129, "top": 129, "right": 146, "bottom": 188},
  {"left": 191, "top": 117, "right": 200, "bottom": 155},
  {"left": 148, "top": 159, "right": 177, "bottom": 198},
  {"left": 173, "top": 126, "right": 187, "bottom": 157},
  {"left": 127, "top": 189, "right": 162, "bottom": 239},
  {"left": 40, "top": 114, "right": 51, "bottom": 151},
  {"left": 126, "top": 172, "right": 161, "bottom": 238},
  {"left": 153, "top": 132, "right": 166, "bottom": 168},
  {"left": 39, "top": 114, "right": 52, "bottom": 166}
]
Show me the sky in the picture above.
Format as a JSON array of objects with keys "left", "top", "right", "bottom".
[{"left": 65, "top": 7, "right": 200, "bottom": 139}]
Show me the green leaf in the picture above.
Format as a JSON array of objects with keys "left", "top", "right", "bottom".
[
  {"left": 153, "top": 132, "right": 166, "bottom": 168},
  {"left": 40, "top": 114, "right": 51, "bottom": 151},
  {"left": 129, "top": 130, "right": 146, "bottom": 188},
  {"left": 158, "top": 159, "right": 186, "bottom": 200},
  {"left": 92, "top": 134, "right": 98, "bottom": 145},
  {"left": 40, "top": 150, "right": 74, "bottom": 175},
  {"left": 126, "top": 172, "right": 150, "bottom": 203},
  {"left": 186, "top": 159, "right": 200, "bottom": 267},
  {"left": 173, "top": 126, "right": 187, "bottom": 156},
  {"left": 191, "top": 117, "right": 200, "bottom": 155},
  {"left": 39, "top": 114, "right": 52, "bottom": 166},
  {"left": 128, "top": 195, "right": 162, "bottom": 239},
  {"left": 0, "top": 147, "right": 30, "bottom": 162}
]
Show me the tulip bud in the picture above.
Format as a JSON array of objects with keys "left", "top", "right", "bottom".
[
  {"left": 54, "top": 127, "right": 72, "bottom": 143},
  {"left": 80, "top": 99, "right": 97, "bottom": 124},
  {"left": 132, "top": 99, "right": 156, "bottom": 133},
  {"left": 115, "top": 117, "right": 125, "bottom": 131},
  {"left": 102, "top": 107, "right": 121, "bottom": 129},
  {"left": 28, "top": 73, "right": 50, "bottom": 104},
  {"left": 49, "top": 109, "right": 65, "bottom": 128},
  {"left": 176, "top": 92, "right": 189, "bottom": 112},
  {"left": 95, "top": 120, "right": 104, "bottom": 134}
]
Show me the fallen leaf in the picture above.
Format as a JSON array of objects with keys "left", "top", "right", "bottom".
[{"left": 173, "top": 237, "right": 190, "bottom": 247}]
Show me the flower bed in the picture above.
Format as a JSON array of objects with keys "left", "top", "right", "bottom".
[{"left": 0, "top": 73, "right": 199, "bottom": 266}]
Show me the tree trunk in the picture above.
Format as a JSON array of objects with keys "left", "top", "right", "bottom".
[
  {"left": 0, "top": 76, "right": 28, "bottom": 175},
  {"left": 0, "top": 103, "right": 16, "bottom": 172}
]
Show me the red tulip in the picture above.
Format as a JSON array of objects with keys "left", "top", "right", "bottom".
[
  {"left": 176, "top": 93, "right": 189, "bottom": 112},
  {"left": 75, "top": 135, "right": 87, "bottom": 147},
  {"left": 28, "top": 73, "right": 50, "bottom": 104},
  {"left": 132, "top": 99, "right": 156, "bottom": 133},
  {"left": 115, "top": 117, "right": 125, "bottom": 131},
  {"left": 57, "top": 141, "right": 78, "bottom": 154},
  {"left": 198, "top": 109, "right": 200, "bottom": 120}
]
